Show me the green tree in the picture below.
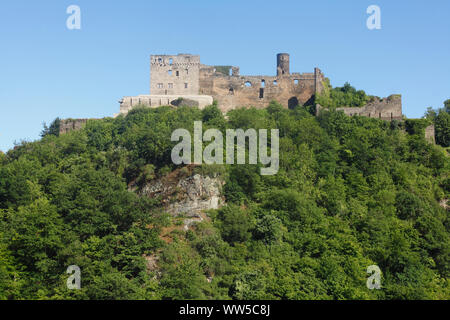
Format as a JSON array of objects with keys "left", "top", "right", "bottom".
[
  {"left": 435, "top": 111, "right": 450, "bottom": 147},
  {"left": 41, "top": 118, "right": 61, "bottom": 137}
]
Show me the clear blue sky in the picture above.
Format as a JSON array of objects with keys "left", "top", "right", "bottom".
[{"left": 1, "top": 0, "right": 449, "bottom": 152}]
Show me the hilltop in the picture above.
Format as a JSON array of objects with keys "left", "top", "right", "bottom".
[{"left": 0, "top": 101, "right": 449, "bottom": 300}]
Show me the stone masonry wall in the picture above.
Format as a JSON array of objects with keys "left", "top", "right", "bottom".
[
  {"left": 199, "top": 65, "right": 324, "bottom": 112},
  {"left": 143, "top": 53, "right": 325, "bottom": 113},
  {"left": 425, "top": 124, "right": 436, "bottom": 144},
  {"left": 316, "top": 95, "right": 403, "bottom": 121},
  {"left": 117, "top": 94, "right": 213, "bottom": 116},
  {"left": 59, "top": 119, "right": 88, "bottom": 135},
  {"left": 150, "top": 54, "right": 200, "bottom": 96}
]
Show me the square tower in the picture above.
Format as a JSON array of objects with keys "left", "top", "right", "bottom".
[{"left": 150, "top": 54, "right": 200, "bottom": 95}]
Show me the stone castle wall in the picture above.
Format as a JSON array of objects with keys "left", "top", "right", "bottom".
[
  {"left": 119, "top": 53, "right": 324, "bottom": 114},
  {"left": 316, "top": 95, "right": 403, "bottom": 121},
  {"left": 314, "top": 95, "right": 435, "bottom": 142},
  {"left": 425, "top": 124, "right": 436, "bottom": 144},
  {"left": 116, "top": 94, "right": 213, "bottom": 116},
  {"left": 198, "top": 65, "right": 324, "bottom": 112},
  {"left": 150, "top": 54, "right": 200, "bottom": 96},
  {"left": 59, "top": 119, "right": 88, "bottom": 135}
]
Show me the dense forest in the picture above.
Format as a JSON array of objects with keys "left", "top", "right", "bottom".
[{"left": 0, "top": 98, "right": 449, "bottom": 300}]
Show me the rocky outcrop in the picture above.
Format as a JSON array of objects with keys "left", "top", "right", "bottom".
[
  {"left": 440, "top": 199, "right": 448, "bottom": 210},
  {"left": 140, "top": 166, "right": 225, "bottom": 230}
]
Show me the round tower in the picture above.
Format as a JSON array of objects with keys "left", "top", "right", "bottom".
[{"left": 277, "top": 53, "right": 290, "bottom": 76}]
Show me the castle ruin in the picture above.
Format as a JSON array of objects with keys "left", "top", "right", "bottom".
[
  {"left": 62, "top": 52, "right": 430, "bottom": 140},
  {"left": 118, "top": 53, "right": 325, "bottom": 115},
  {"left": 315, "top": 95, "right": 403, "bottom": 121}
]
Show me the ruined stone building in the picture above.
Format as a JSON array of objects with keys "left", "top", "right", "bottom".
[
  {"left": 117, "top": 52, "right": 406, "bottom": 124},
  {"left": 316, "top": 95, "right": 403, "bottom": 121},
  {"left": 59, "top": 118, "right": 88, "bottom": 135},
  {"left": 63, "top": 52, "right": 432, "bottom": 140},
  {"left": 118, "top": 53, "right": 325, "bottom": 115}
]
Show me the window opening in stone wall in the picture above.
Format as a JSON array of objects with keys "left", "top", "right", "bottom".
[
  {"left": 169, "top": 58, "right": 173, "bottom": 65},
  {"left": 176, "top": 71, "right": 179, "bottom": 76},
  {"left": 294, "top": 79, "right": 299, "bottom": 85},
  {"left": 229, "top": 88, "right": 234, "bottom": 95},
  {"left": 245, "top": 81, "right": 252, "bottom": 87},
  {"left": 157, "top": 83, "right": 163, "bottom": 89},
  {"left": 273, "top": 80, "right": 278, "bottom": 86},
  {"left": 168, "top": 70, "right": 172, "bottom": 76},
  {"left": 259, "top": 88, "right": 264, "bottom": 99},
  {"left": 261, "top": 80, "right": 265, "bottom": 88},
  {"left": 185, "top": 83, "right": 188, "bottom": 88},
  {"left": 168, "top": 83, "right": 173, "bottom": 89},
  {"left": 288, "top": 97, "right": 299, "bottom": 109}
]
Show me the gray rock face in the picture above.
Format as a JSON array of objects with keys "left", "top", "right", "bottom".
[
  {"left": 440, "top": 199, "right": 448, "bottom": 210},
  {"left": 140, "top": 169, "right": 225, "bottom": 229},
  {"left": 169, "top": 174, "right": 222, "bottom": 217}
]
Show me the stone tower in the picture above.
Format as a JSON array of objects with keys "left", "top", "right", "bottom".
[
  {"left": 277, "top": 53, "right": 290, "bottom": 76},
  {"left": 150, "top": 54, "right": 200, "bottom": 95}
]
